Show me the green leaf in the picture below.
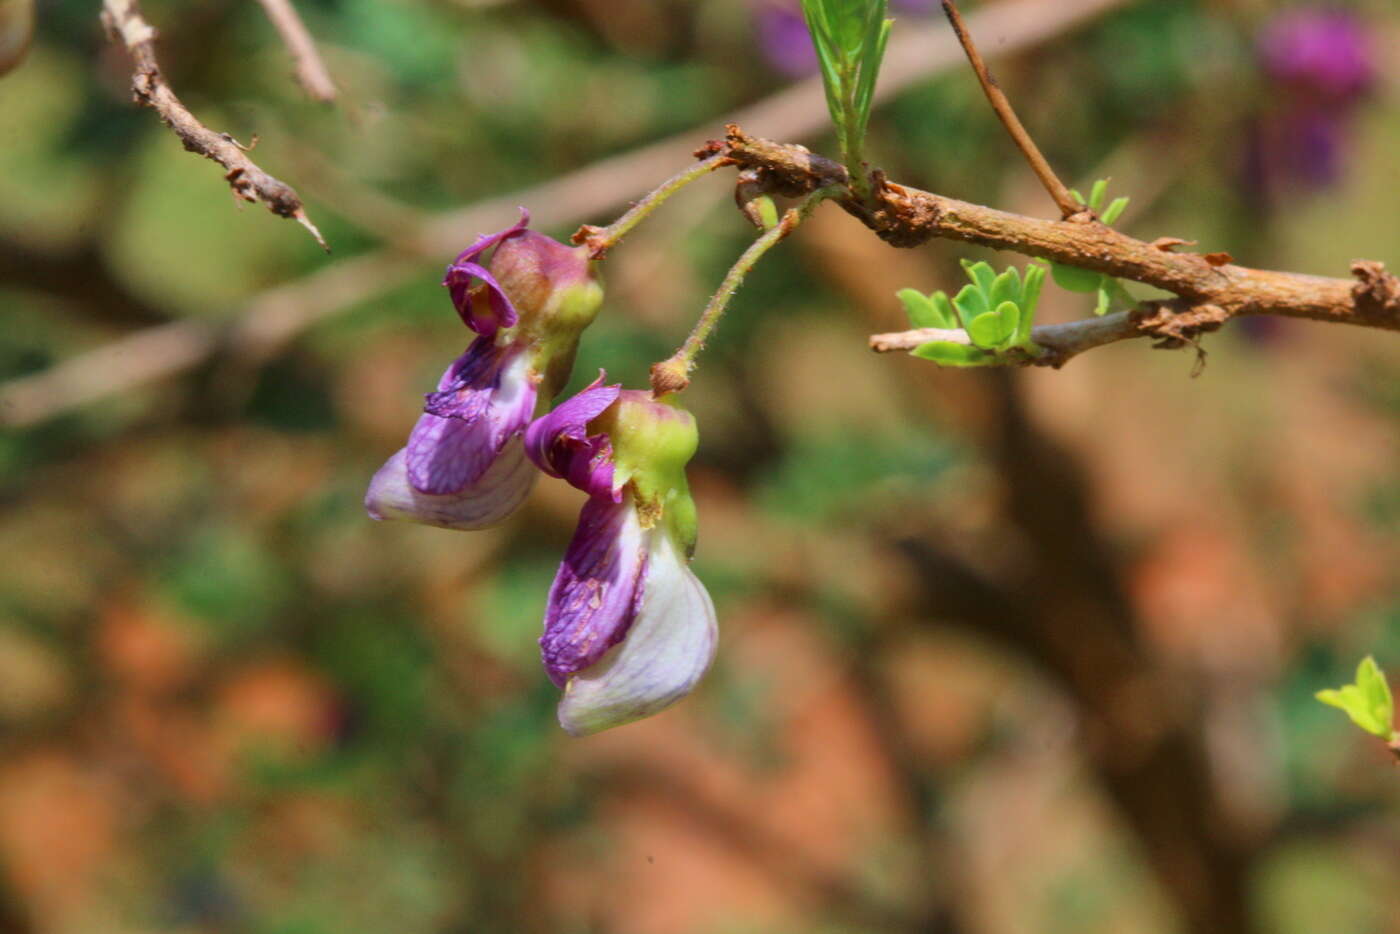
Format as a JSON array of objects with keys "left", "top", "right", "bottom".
[
  {"left": 1101, "top": 195, "right": 1130, "bottom": 225},
  {"left": 967, "top": 302, "right": 1017, "bottom": 349},
  {"left": 1356, "top": 656, "right": 1394, "bottom": 735},
  {"left": 1021, "top": 263, "right": 1046, "bottom": 317},
  {"left": 1094, "top": 281, "right": 1113, "bottom": 317},
  {"left": 1316, "top": 658, "right": 1396, "bottom": 738},
  {"left": 1052, "top": 263, "right": 1102, "bottom": 293},
  {"left": 911, "top": 341, "right": 992, "bottom": 366},
  {"left": 952, "top": 283, "right": 988, "bottom": 326},
  {"left": 961, "top": 259, "right": 997, "bottom": 297},
  {"left": 932, "top": 292, "right": 959, "bottom": 329},
  {"left": 1017, "top": 265, "right": 1046, "bottom": 344},
  {"left": 897, "top": 288, "right": 939, "bottom": 328},
  {"left": 1068, "top": 188, "right": 1085, "bottom": 206},
  {"left": 989, "top": 267, "right": 1021, "bottom": 312},
  {"left": 1088, "top": 178, "right": 1108, "bottom": 213},
  {"left": 1094, "top": 277, "right": 1135, "bottom": 317}
]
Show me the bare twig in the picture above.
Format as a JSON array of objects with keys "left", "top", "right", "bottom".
[
  {"left": 99, "top": 0, "right": 328, "bottom": 249},
  {"left": 4, "top": 0, "right": 1126, "bottom": 427},
  {"left": 253, "top": 0, "right": 337, "bottom": 102},
  {"left": 941, "top": 0, "right": 1082, "bottom": 219}
]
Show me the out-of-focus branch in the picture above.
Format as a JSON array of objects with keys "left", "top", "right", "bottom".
[
  {"left": 940, "top": 0, "right": 1080, "bottom": 219},
  {"left": 3, "top": 0, "right": 1126, "bottom": 427},
  {"left": 252, "top": 0, "right": 337, "bottom": 102},
  {"left": 99, "top": 0, "right": 328, "bottom": 248}
]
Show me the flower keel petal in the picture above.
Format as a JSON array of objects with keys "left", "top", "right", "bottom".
[{"left": 557, "top": 526, "right": 717, "bottom": 736}]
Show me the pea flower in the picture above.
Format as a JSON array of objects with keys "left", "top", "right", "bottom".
[
  {"left": 525, "top": 378, "right": 717, "bottom": 736},
  {"left": 366, "top": 210, "right": 604, "bottom": 529}
]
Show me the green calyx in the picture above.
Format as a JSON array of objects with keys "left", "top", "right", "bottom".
[
  {"left": 595, "top": 392, "right": 699, "bottom": 549},
  {"left": 525, "top": 265, "right": 605, "bottom": 400}
]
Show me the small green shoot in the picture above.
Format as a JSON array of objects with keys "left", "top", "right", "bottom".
[
  {"left": 1055, "top": 178, "right": 1133, "bottom": 316},
  {"left": 801, "top": 0, "right": 892, "bottom": 198},
  {"left": 897, "top": 260, "right": 1047, "bottom": 367},
  {"left": 1316, "top": 655, "right": 1398, "bottom": 743}
]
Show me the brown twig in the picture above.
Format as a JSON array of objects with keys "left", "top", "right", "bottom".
[
  {"left": 99, "top": 0, "right": 328, "bottom": 249},
  {"left": 719, "top": 128, "right": 1400, "bottom": 361},
  {"left": 252, "top": 0, "right": 337, "bottom": 102},
  {"left": 941, "top": 0, "right": 1082, "bottom": 219}
]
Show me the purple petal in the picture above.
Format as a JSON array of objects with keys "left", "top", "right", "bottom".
[
  {"left": 523, "top": 374, "right": 621, "bottom": 500},
  {"left": 557, "top": 520, "right": 718, "bottom": 736},
  {"left": 540, "top": 497, "right": 648, "bottom": 688},
  {"left": 443, "top": 208, "right": 531, "bottom": 336},
  {"left": 365, "top": 439, "right": 536, "bottom": 530},
  {"left": 407, "top": 341, "right": 537, "bottom": 495}
]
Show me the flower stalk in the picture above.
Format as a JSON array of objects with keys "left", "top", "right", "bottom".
[
  {"left": 573, "top": 153, "right": 729, "bottom": 259},
  {"left": 650, "top": 185, "right": 842, "bottom": 395}
]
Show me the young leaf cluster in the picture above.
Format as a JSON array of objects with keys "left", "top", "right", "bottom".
[
  {"left": 897, "top": 260, "right": 1046, "bottom": 367},
  {"left": 1316, "top": 656, "right": 1397, "bottom": 741},
  {"left": 800, "top": 0, "right": 892, "bottom": 194},
  {"left": 1053, "top": 179, "right": 1133, "bottom": 316}
]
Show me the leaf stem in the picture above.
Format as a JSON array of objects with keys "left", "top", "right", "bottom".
[
  {"left": 650, "top": 186, "right": 841, "bottom": 395},
  {"left": 573, "top": 153, "right": 728, "bottom": 258}
]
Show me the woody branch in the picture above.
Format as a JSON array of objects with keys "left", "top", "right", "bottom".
[
  {"left": 712, "top": 126, "right": 1399, "bottom": 367},
  {"left": 100, "top": 0, "right": 328, "bottom": 249}
]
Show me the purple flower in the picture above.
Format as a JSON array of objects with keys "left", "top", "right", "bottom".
[
  {"left": 366, "top": 211, "right": 604, "bottom": 530},
  {"left": 1259, "top": 9, "right": 1375, "bottom": 102},
  {"left": 365, "top": 338, "right": 538, "bottom": 529},
  {"left": 526, "top": 381, "right": 716, "bottom": 736},
  {"left": 1244, "top": 9, "right": 1376, "bottom": 201}
]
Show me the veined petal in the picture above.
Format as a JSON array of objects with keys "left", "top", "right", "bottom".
[
  {"left": 540, "top": 496, "right": 647, "bottom": 688},
  {"left": 524, "top": 374, "right": 620, "bottom": 500},
  {"left": 443, "top": 209, "right": 530, "bottom": 335},
  {"left": 557, "top": 524, "right": 717, "bottom": 737},
  {"left": 408, "top": 344, "right": 536, "bottom": 495},
  {"left": 365, "top": 438, "right": 536, "bottom": 530}
]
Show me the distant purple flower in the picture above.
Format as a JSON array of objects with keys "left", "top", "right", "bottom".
[
  {"left": 526, "top": 381, "right": 716, "bottom": 736},
  {"left": 1259, "top": 9, "right": 1375, "bottom": 101},
  {"left": 1245, "top": 8, "right": 1375, "bottom": 199},
  {"left": 754, "top": 3, "right": 818, "bottom": 77},
  {"left": 366, "top": 210, "right": 603, "bottom": 530}
]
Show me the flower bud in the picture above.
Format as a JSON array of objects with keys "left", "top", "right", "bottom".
[{"left": 526, "top": 377, "right": 715, "bottom": 734}]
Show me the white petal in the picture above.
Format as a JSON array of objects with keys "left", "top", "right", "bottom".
[
  {"left": 557, "top": 527, "right": 717, "bottom": 736},
  {"left": 365, "top": 436, "right": 536, "bottom": 530}
]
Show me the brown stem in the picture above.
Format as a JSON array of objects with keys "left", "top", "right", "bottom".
[
  {"left": 100, "top": 0, "right": 328, "bottom": 249},
  {"left": 941, "top": 0, "right": 1081, "bottom": 219},
  {"left": 720, "top": 127, "right": 1400, "bottom": 338},
  {"left": 252, "top": 0, "right": 338, "bottom": 102}
]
